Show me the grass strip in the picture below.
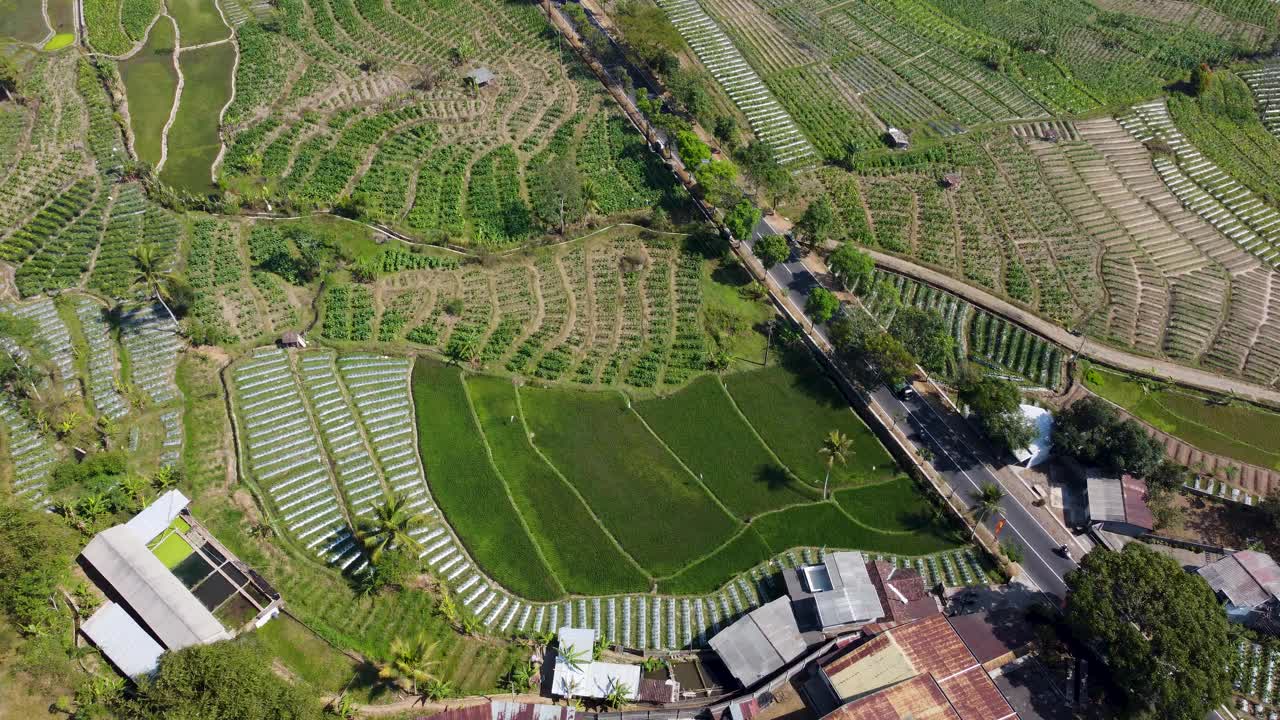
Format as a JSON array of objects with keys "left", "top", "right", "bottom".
[
  {"left": 754, "top": 501, "right": 961, "bottom": 556},
  {"left": 467, "top": 374, "right": 650, "bottom": 595},
  {"left": 411, "top": 359, "right": 561, "bottom": 601},
  {"left": 520, "top": 384, "right": 741, "bottom": 577},
  {"left": 725, "top": 352, "right": 897, "bottom": 489},
  {"left": 1085, "top": 365, "right": 1280, "bottom": 470},
  {"left": 655, "top": 527, "right": 772, "bottom": 595},
  {"left": 635, "top": 375, "right": 812, "bottom": 518}
]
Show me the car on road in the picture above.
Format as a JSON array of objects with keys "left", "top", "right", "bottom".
[{"left": 892, "top": 380, "right": 916, "bottom": 400}]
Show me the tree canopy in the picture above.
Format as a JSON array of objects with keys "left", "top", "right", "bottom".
[
  {"left": 828, "top": 243, "right": 874, "bottom": 292},
  {"left": 957, "top": 372, "right": 1036, "bottom": 454},
  {"left": 1065, "top": 543, "right": 1231, "bottom": 720},
  {"left": 132, "top": 639, "right": 327, "bottom": 720},
  {"left": 794, "top": 197, "right": 835, "bottom": 250},
  {"left": 1052, "top": 397, "right": 1165, "bottom": 478},
  {"left": 888, "top": 306, "right": 954, "bottom": 374},
  {"left": 0, "top": 499, "right": 80, "bottom": 626},
  {"left": 752, "top": 234, "right": 789, "bottom": 270},
  {"left": 805, "top": 287, "right": 840, "bottom": 324},
  {"left": 724, "top": 199, "right": 761, "bottom": 243}
]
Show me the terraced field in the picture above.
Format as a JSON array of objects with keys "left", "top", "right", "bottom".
[{"left": 216, "top": 0, "right": 686, "bottom": 248}]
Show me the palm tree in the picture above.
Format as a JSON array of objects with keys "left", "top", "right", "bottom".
[
  {"left": 378, "top": 633, "right": 440, "bottom": 697},
  {"left": 355, "top": 493, "right": 426, "bottom": 562},
  {"left": 9, "top": 360, "right": 43, "bottom": 400},
  {"left": 970, "top": 482, "right": 1005, "bottom": 527},
  {"left": 818, "top": 430, "right": 853, "bottom": 500},
  {"left": 602, "top": 680, "right": 631, "bottom": 710},
  {"left": 557, "top": 642, "right": 589, "bottom": 672},
  {"left": 131, "top": 244, "right": 179, "bottom": 325}
]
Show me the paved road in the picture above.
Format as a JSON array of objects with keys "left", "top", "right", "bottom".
[
  {"left": 865, "top": 249, "right": 1280, "bottom": 409},
  {"left": 743, "top": 220, "right": 1076, "bottom": 599}
]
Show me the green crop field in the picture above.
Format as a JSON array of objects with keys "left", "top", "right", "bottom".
[
  {"left": 119, "top": 16, "right": 178, "bottom": 167},
  {"left": 655, "top": 528, "right": 773, "bottom": 595},
  {"left": 753, "top": 502, "right": 961, "bottom": 557},
  {"left": 0, "top": 0, "right": 51, "bottom": 43},
  {"left": 161, "top": 42, "right": 235, "bottom": 192},
  {"left": 167, "top": 0, "right": 231, "bottom": 46},
  {"left": 520, "top": 384, "right": 741, "bottom": 577},
  {"left": 725, "top": 354, "right": 898, "bottom": 490},
  {"left": 835, "top": 477, "right": 947, "bottom": 536},
  {"left": 411, "top": 361, "right": 562, "bottom": 601},
  {"left": 465, "top": 374, "right": 650, "bottom": 595},
  {"left": 43, "top": 34, "right": 75, "bottom": 50},
  {"left": 1084, "top": 365, "right": 1280, "bottom": 470},
  {"left": 636, "top": 375, "right": 813, "bottom": 518}
]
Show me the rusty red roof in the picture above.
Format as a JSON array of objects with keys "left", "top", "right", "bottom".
[
  {"left": 819, "top": 615, "right": 1018, "bottom": 720},
  {"left": 1121, "top": 475, "right": 1154, "bottom": 531},
  {"left": 828, "top": 674, "right": 960, "bottom": 720},
  {"left": 868, "top": 561, "right": 938, "bottom": 625}
]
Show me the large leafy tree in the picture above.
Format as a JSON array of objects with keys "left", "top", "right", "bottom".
[
  {"left": 131, "top": 244, "right": 182, "bottom": 325},
  {"left": 752, "top": 234, "right": 789, "bottom": 270},
  {"left": 794, "top": 196, "right": 835, "bottom": 250},
  {"left": 957, "top": 373, "right": 1036, "bottom": 454},
  {"left": 355, "top": 494, "right": 426, "bottom": 562},
  {"left": 827, "top": 243, "right": 874, "bottom": 292},
  {"left": 132, "top": 639, "right": 326, "bottom": 720},
  {"left": 1065, "top": 543, "right": 1231, "bottom": 719},
  {"left": 1052, "top": 397, "right": 1164, "bottom": 478},
  {"left": 724, "top": 199, "right": 761, "bottom": 242},
  {"left": 805, "top": 287, "right": 840, "bottom": 324},
  {"left": 888, "top": 306, "right": 954, "bottom": 374}
]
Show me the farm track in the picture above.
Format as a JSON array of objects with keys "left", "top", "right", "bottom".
[{"left": 861, "top": 249, "right": 1280, "bottom": 408}]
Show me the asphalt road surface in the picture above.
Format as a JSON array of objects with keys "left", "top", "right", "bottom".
[{"left": 744, "top": 219, "right": 1077, "bottom": 599}]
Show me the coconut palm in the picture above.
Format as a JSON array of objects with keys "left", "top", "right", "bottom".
[
  {"left": 131, "top": 244, "right": 179, "bottom": 325},
  {"left": 818, "top": 430, "right": 853, "bottom": 500},
  {"left": 378, "top": 633, "right": 440, "bottom": 697},
  {"left": 602, "top": 680, "right": 631, "bottom": 710},
  {"left": 558, "top": 642, "right": 589, "bottom": 672},
  {"left": 970, "top": 482, "right": 1005, "bottom": 526},
  {"left": 355, "top": 493, "right": 425, "bottom": 562}
]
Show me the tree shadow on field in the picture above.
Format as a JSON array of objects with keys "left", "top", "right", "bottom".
[
  {"left": 712, "top": 261, "right": 753, "bottom": 289},
  {"left": 754, "top": 463, "right": 792, "bottom": 491},
  {"left": 346, "top": 659, "right": 394, "bottom": 702},
  {"left": 777, "top": 347, "right": 847, "bottom": 411}
]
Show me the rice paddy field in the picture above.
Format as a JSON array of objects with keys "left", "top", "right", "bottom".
[{"left": 119, "top": 16, "right": 178, "bottom": 167}]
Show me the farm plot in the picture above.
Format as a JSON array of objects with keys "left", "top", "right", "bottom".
[
  {"left": 230, "top": 349, "right": 359, "bottom": 564},
  {"left": 0, "top": 398, "right": 59, "bottom": 507},
  {"left": 75, "top": 298, "right": 130, "bottom": 420},
  {"left": 119, "top": 15, "right": 178, "bottom": 167},
  {"left": 88, "top": 185, "right": 182, "bottom": 298},
  {"left": 119, "top": 303, "right": 183, "bottom": 405},
  {"left": 1118, "top": 99, "right": 1280, "bottom": 269},
  {"left": 1, "top": 176, "right": 101, "bottom": 296},
  {"left": 1241, "top": 64, "right": 1280, "bottom": 139},
  {"left": 724, "top": 356, "right": 897, "bottom": 489},
  {"left": 215, "top": 0, "right": 682, "bottom": 247},
  {"left": 2, "top": 297, "right": 80, "bottom": 395},
  {"left": 167, "top": 0, "right": 232, "bottom": 45},
  {"left": 184, "top": 218, "right": 266, "bottom": 343},
  {"left": 519, "top": 384, "right": 740, "bottom": 577},
  {"left": 162, "top": 41, "right": 237, "bottom": 192},
  {"left": 81, "top": 0, "right": 132, "bottom": 54},
  {"left": 657, "top": 0, "right": 816, "bottom": 165}
]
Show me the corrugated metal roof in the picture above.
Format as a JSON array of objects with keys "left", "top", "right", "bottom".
[
  {"left": 1200, "top": 551, "right": 1280, "bottom": 609},
  {"left": 814, "top": 552, "right": 885, "bottom": 629},
  {"left": 551, "top": 628, "right": 640, "bottom": 699},
  {"left": 821, "top": 615, "right": 1018, "bottom": 720},
  {"left": 82, "top": 602, "right": 166, "bottom": 678},
  {"left": 708, "top": 597, "right": 806, "bottom": 687},
  {"left": 827, "top": 674, "right": 960, "bottom": 720},
  {"left": 1087, "top": 472, "right": 1125, "bottom": 523},
  {"left": 81, "top": 525, "right": 230, "bottom": 650},
  {"left": 125, "top": 489, "right": 189, "bottom": 544},
  {"left": 1120, "top": 475, "right": 1154, "bottom": 531}
]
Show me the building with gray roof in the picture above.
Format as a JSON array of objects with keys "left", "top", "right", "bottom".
[
  {"left": 784, "top": 551, "right": 886, "bottom": 632},
  {"left": 708, "top": 596, "right": 808, "bottom": 688},
  {"left": 1199, "top": 550, "right": 1280, "bottom": 632},
  {"left": 1086, "top": 471, "right": 1153, "bottom": 537}
]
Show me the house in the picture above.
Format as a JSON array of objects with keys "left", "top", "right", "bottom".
[
  {"left": 783, "top": 551, "right": 886, "bottom": 632},
  {"left": 866, "top": 560, "right": 940, "bottom": 627},
  {"left": 940, "top": 173, "right": 962, "bottom": 189},
  {"left": 885, "top": 127, "right": 910, "bottom": 149},
  {"left": 551, "top": 627, "right": 642, "bottom": 700},
  {"left": 79, "top": 491, "right": 282, "bottom": 679},
  {"left": 279, "top": 330, "right": 307, "bottom": 348},
  {"left": 815, "top": 614, "right": 1019, "bottom": 720},
  {"left": 466, "top": 66, "right": 496, "bottom": 87},
  {"left": 946, "top": 609, "right": 1035, "bottom": 672},
  {"left": 1199, "top": 551, "right": 1280, "bottom": 632},
  {"left": 708, "top": 596, "right": 808, "bottom": 688},
  {"left": 1086, "top": 471, "right": 1153, "bottom": 536}
]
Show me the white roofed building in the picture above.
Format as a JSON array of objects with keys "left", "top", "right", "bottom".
[{"left": 551, "top": 627, "right": 641, "bottom": 700}]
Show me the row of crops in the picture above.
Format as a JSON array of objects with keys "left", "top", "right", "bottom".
[
  {"left": 1119, "top": 100, "right": 1280, "bottom": 269},
  {"left": 855, "top": 269, "right": 1064, "bottom": 389},
  {"left": 656, "top": 0, "right": 816, "bottom": 165},
  {"left": 1241, "top": 64, "right": 1280, "bottom": 139},
  {"left": 337, "top": 234, "right": 710, "bottom": 390}
]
